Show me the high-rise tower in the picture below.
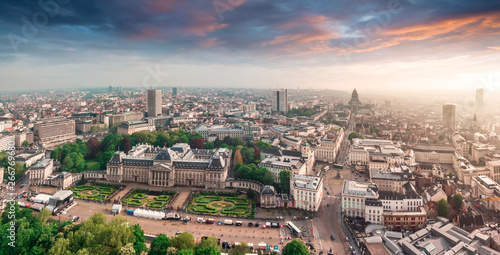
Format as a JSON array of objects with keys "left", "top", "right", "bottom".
[
  {"left": 147, "top": 89, "right": 162, "bottom": 117},
  {"left": 442, "top": 104, "right": 456, "bottom": 130},
  {"left": 272, "top": 89, "right": 288, "bottom": 113}
]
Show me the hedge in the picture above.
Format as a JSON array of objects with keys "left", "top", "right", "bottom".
[
  {"left": 191, "top": 204, "right": 218, "bottom": 214},
  {"left": 221, "top": 205, "right": 249, "bottom": 215},
  {"left": 155, "top": 195, "right": 171, "bottom": 201},
  {"left": 127, "top": 199, "right": 143, "bottom": 206},
  {"left": 195, "top": 196, "right": 222, "bottom": 203},
  {"left": 224, "top": 197, "right": 250, "bottom": 205},
  {"left": 146, "top": 201, "right": 165, "bottom": 208},
  {"left": 96, "top": 186, "right": 115, "bottom": 194},
  {"left": 133, "top": 193, "right": 148, "bottom": 199}
]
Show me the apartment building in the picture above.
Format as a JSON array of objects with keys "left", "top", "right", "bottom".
[{"left": 290, "top": 175, "right": 324, "bottom": 212}]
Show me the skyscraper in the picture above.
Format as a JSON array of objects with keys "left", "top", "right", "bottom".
[
  {"left": 272, "top": 89, "right": 288, "bottom": 113},
  {"left": 476, "top": 88, "right": 484, "bottom": 108},
  {"left": 172, "top": 87, "right": 178, "bottom": 97},
  {"left": 442, "top": 104, "right": 456, "bottom": 130},
  {"left": 147, "top": 89, "right": 162, "bottom": 117},
  {"left": 108, "top": 86, "right": 113, "bottom": 93}
]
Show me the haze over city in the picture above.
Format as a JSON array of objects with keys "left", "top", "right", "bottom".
[{"left": 1, "top": 0, "right": 500, "bottom": 92}]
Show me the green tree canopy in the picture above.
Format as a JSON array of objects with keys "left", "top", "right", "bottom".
[
  {"left": 282, "top": 239, "right": 309, "bottom": 255},
  {"left": 231, "top": 242, "right": 248, "bottom": 255},
  {"left": 279, "top": 169, "right": 291, "bottom": 194},
  {"left": 437, "top": 199, "right": 451, "bottom": 217},
  {"left": 451, "top": 193, "right": 464, "bottom": 211},
  {"left": 172, "top": 232, "right": 196, "bottom": 251},
  {"left": 348, "top": 132, "right": 365, "bottom": 142},
  {"left": 149, "top": 234, "right": 172, "bottom": 255}
]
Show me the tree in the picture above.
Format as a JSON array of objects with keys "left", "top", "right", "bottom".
[
  {"left": 172, "top": 232, "right": 196, "bottom": 251},
  {"left": 118, "top": 243, "right": 136, "bottom": 255},
  {"left": 233, "top": 150, "right": 243, "bottom": 165},
  {"left": 87, "top": 137, "right": 102, "bottom": 158},
  {"left": 177, "top": 250, "right": 194, "bottom": 255},
  {"left": 451, "top": 193, "right": 464, "bottom": 211},
  {"left": 437, "top": 199, "right": 451, "bottom": 217},
  {"left": 132, "top": 224, "right": 147, "bottom": 255},
  {"left": 231, "top": 137, "right": 243, "bottom": 147},
  {"left": 190, "top": 138, "right": 206, "bottom": 149},
  {"left": 99, "top": 151, "right": 115, "bottom": 169},
  {"left": 22, "top": 140, "right": 29, "bottom": 147},
  {"left": 149, "top": 234, "right": 172, "bottom": 255},
  {"left": 122, "top": 136, "right": 131, "bottom": 154},
  {"left": 223, "top": 136, "right": 232, "bottom": 146},
  {"left": 254, "top": 141, "right": 271, "bottom": 150},
  {"left": 36, "top": 208, "right": 51, "bottom": 226},
  {"left": 195, "top": 246, "right": 219, "bottom": 255},
  {"left": 251, "top": 146, "right": 260, "bottom": 160},
  {"left": 205, "top": 142, "right": 215, "bottom": 149},
  {"left": 231, "top": 242, "right": 248, "bottom": 255},
  {"left": 197, "top": 236, "right": 219, "bottom": 251},
  {"left": 348, "top": 132, "right": 365, "bottom": 142},
  {"left": 282, "top": 239, "right": 309, "bottom": 255},
  {"left": 279, "top": 170, "right": 291, "bottom": 194}
]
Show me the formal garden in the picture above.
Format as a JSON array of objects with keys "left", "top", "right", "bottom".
[
  {"left": 123, "top": 189, "right": 176, "bottom": 209},
  {"left": 187, "top": 192, "right": 254, "bottom": 218},
  {"left": 71, "top": 183, "right": 121, "bottom": 201}
]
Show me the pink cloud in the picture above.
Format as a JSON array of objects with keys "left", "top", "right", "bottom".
[
  {"left": 184, "top": 11, "right": 229, "bottom": 37},
  {"left": 198, "top": 37, "right": 226, "bottom": 48}
]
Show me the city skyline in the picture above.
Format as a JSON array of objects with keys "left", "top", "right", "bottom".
[{"left": 0, "top": 0, "right": 499, "bottom": 92}]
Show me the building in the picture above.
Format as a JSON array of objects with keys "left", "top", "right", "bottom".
[
  {"left": 487, "top": 161, "right": 500, "bottom": 183},
  {"left": 172, "top": 87, "right": 178, "bottom": 97},
  {"left": 108, "top": 85, "right": 113, "bottom": 93},
  {"left": 379, "top": 182, "right": 423, "bottom": 212},
  {"left": 15, "top": 150, "right": 45, "bottom": 168},
  {"left": 348, "top": 88, "right": 361, "bottom": 112},
  {"left": 103, "top": 112, "right": 144, "bottom": 127},
  {"left": 117, "top": 120, "right": 154, "bottom": 135},
  {"left": 290, "top": 175, "right": 323, "bottom": 212},
  {"left": 107, "top": 143, "right": 232, "bottom": 189},
  {"left": 0, "top": 120, "right": 12, "bottom": 132},
  {"left": 33, "top": 117, "right": 76, "bottom": 146},
  {"left": 272, "top": 89, "right": 288, "bottom": 113},
  {"left": 147, "top": 89, "right": 162, "bottom": 117},
  {"left": 260, "top": 185, "right": 277, "bottom": 208},
  {"left": 341, "top": 180, "right": 379, "bottom": 218},
  {"left": 442, "top": 104, "right": 456, "bottom": 130},
  {"left": 28, "top": 158, "right": 54, "bottom": 186},
  {"left": 477, "top": 88, "right": 484, "bottom": 108},
  {"left": 370, "top": 165, "right": 415, "bottom": 192},
  {"left": 382, "top": 207, "right": 427, "bottom": 231},
  {"left": 46, "top": 190, "right": 73, "bottom": 214},
  {"left": 76, "top": 119, "right": 92, "bottom": 134},
  {"left": 424, "top": 185, "right": 447, "bottom": 203},
  {"left": 14, "top": 132, "right": 34, "bottom": 147},
  {"left": 194, "top": 124, "right": 260, "bottom": 140},
  {"left": 413, "top": 144, "right": 456, "bottom": 164},
  {"left": 471, "top": 176, "right": 500, "bottom": 212},
  {"left": 0, "top": 134, "right": 14, "bottom": 151},
  {"left": 259, "top": 155, "right": 306, "bottom": 182},
  {"left": 0, "top": 167, "right": 3, "bottom": 187},
  {"left": 364, "top": 199, "right": 383, "bottom": 224},
  {"left": 314, "top": 128, "right": 344, "bottom": 163},
  {"left": 348, "top": 139, "right": 408, "bottom": 168}
]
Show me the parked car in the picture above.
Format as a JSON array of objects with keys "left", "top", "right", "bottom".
[
  {"left": 331, "top": 234, "right": 335, "bottom": 240},
  {"left": 71, "top": 216, "right": 79, "bottom": 222},
  {"left": 349, "top": 246, "right": 354, "bottom": 251}
]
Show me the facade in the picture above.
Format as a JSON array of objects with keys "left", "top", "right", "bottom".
[
  {"left": 15, "top": 150, "right": 45, "bottom": 168},
  {"left": 379, "top": 182, "right": 423, "bottom": 212},
  {"left": 471, "top": 176, "right": 500, "bottom": 212},
  {"left": 76, "top": 120, "right": 92, "bottom": 133},
  {"left": 33, "top": 118, "right": 76, "bottom": 146},
  {"left": 260, "top": 185, "right": 277, "bottom": 208},
  {"left": 364, "top": 199, "right": 383, "bottom": 224},
  {"left": 487, "top": 161, "right": 500, "bottom": 183},
  {"left": 442, "top": 104, "right": 456, "bottom": 130},
  {"left": 315, "top": 128, "right": 344, "bottom": 163},
  {"left": 0, "top": 134, "right": 15, "bottom": 151},
  {"left": 341, "top": 180, "right": 379, "bottom": 218},
  {"left": 348, "top": 89, "right": 361, "bottom": 112},
  {"left": 413, "top": 144, "right": 456, "bottom": 164},
  {"left": 172, "top": 87, "right": 178, "bottom": 97},
  {"left": 14, "top": 132, "right": 34, "bottom": 147},
  {"left": 382, "top": 207, "right": 427, "bottom": 231},
  {"left": 424, "top": 185, "right": 447, "bottom": 203},
  {"left": 290, "top": 175, "right": 323, "bottom": 212},
  {"left": 259, "top": 155, "right": 306, "bottom": 182},
  {"left": 107, "top": 143, "right": 232, "bottom": 189},
  {"left": 0, "top": 120, "right": 12, "bottom": 132},
  {"left": 146, "top": 89, "right": 162, "bottom": 117},
  {"left": 194, "top": 124, "right": 255, "bottom": 140},
  {"left": 117, "top": 120, "right": 154, "bottom": 135},
  {"left": 348, "top": 139, "right": 408, "bottom": 168},
  {"left": 28, "top": 158, "right": 54, "bottom": 186},
  {"left": 272, "top": 89, "right": 288, "bottom": 113}
]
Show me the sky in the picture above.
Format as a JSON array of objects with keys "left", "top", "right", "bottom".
[{"left": 0, "top": 0, "right": 500, "bottom": 93}]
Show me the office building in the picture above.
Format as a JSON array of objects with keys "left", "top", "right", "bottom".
[
  {"left": 442, "top": 104, "right": 456, "bottom": 130},
  {"left": 28, "top": 158, "right": 54, "bottom": 186},
  {"left": 272, "top": 89, "right": 288, "bottom": 113},
  {"left": 0, "top": 120, "right": 12, "bottom": 132},
  {"left": 260, "top": 155, "right": 306, "bottom": 182},
  {"left": 147, "top": 89, "right": 162, "bottom": 117},
  {"left": 0, "top": 134, "right": 15, "bottom": 151},
  {"left": 290, "top": 175, "right": 324, "bottom": 212},
  {"left": 487, "top": 160, "right": 500, "bottom": 183},
  {"left": 33, "top": 117, "right": 76, "bottom": 145},
  {"left": 471, "top": 176, "right": 500, "bottom": 212},
  {"left": 342, "top": 180, "right": 379, "bottom": 218},
  {"left": 117, "top": 120, "right": 154, "bottom": 135},
  {"left": 476, "top": 87, "right": 484, "bottom": 108},
  {"left": 172, "top": 87, "right": 178, "bottom": 97},
  {"left": 108, "top": 85, "right": 113, "bottom": 93}
]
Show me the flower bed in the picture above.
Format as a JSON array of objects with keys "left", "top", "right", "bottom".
[
  {"left": 155, "top": 195, "right": 171, "bottom": 201},
  {"left": 146, "top": 201, "right": 165, "bottom": 208},
  {"left": 122, "top": 190, "right": 176, "bottom": 209},
  {"left": 221, "top": 205, "right": 249, "bottom": 215},
  {"left": 195, "top": 196, "right": 222, "bottom": 203},
  {"left": 187, "top": 193, "right": 253, "bottom": 217},
  {"left": 224, "top": 197, "right": 250, "bottom": 205},
  {"left": 127, "top": 199, "right": 143, "bottom": 206},
  {"left": 191, "top": 204, "right": 218, "bottom": 214},
  {"left": 133, "top": 193, "right": 147, "bottom": 199}
]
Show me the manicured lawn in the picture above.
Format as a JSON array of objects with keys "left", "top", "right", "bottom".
[
  {"left": 123, "top": 190, "right": 176, "bottom": 209},
  {"left": 188, "top": 195, "right": 253, "bottom": 217},
  {"left": 85, "top": 159, "right": 101, "bottom": 171}
]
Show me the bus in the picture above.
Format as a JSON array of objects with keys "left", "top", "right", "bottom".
[
  {"left": 286, "top": 221, "right": 301, "bottom": 237},
  {"left": 334, "top": 164, "right": 343, "bottom": 169}
]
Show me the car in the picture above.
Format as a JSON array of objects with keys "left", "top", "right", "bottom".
[
  {"left": 327, "top": 191, "right": 330, "bottom": 195},
  {"left": 331, "top": 234, "right": 335, "bottom": 240},
  {"left": 349, "top": 246, "right": 354, "bottom": 251},
  {"left": 71, "top": 216, "right": 79, "bottom": 222},
  {"left": 346, "top": 237, "right": 349, "bottom": 242},
  {"left": 255, "top": 222, "right": 259, "bottom": 227}
]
